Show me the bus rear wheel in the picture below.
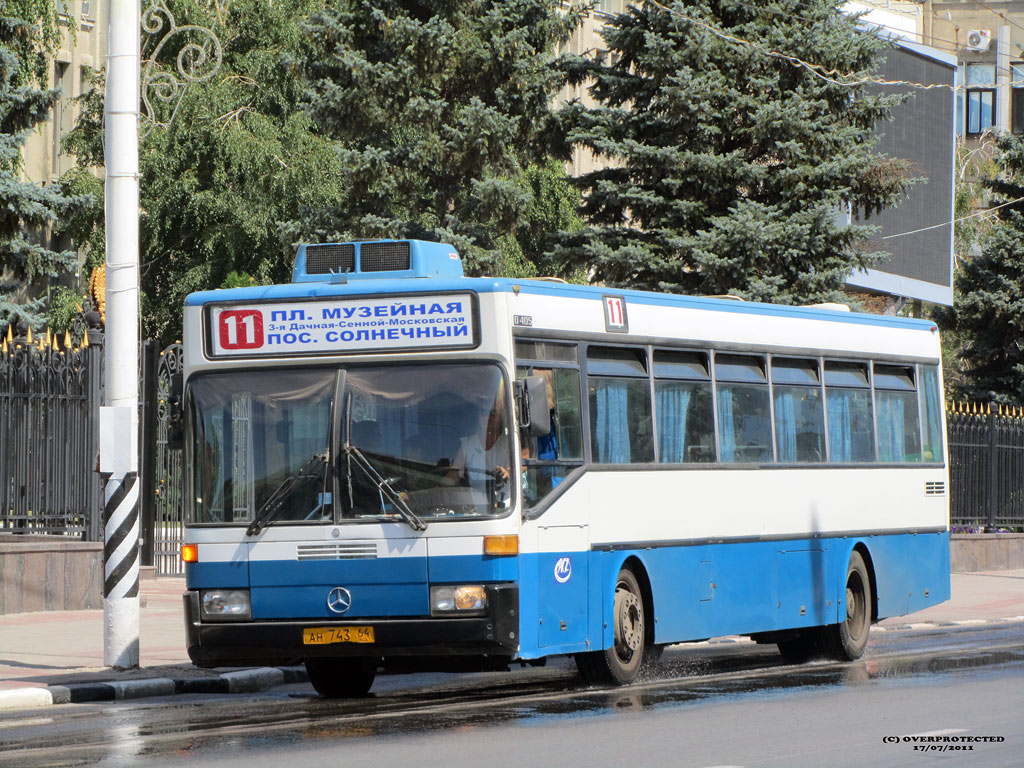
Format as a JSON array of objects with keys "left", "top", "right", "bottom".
[
  {"left": 305, "top": 657, "right": 378, "bottom": 698},
  {"left": 820, "top": 550, "right": 872, "bottom": 661},
  {"left": 575, "top": 568, "right": 645, "bottom": 685},
  {"left": 776, "top": 633, "right": 821, "bottom": 663}
]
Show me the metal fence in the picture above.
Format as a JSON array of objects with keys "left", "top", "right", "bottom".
[
  {"left": 948, "top": 401, "right": 1024, "bottom": 530},
  {"left": 4, "top": 341, "right": 1023, "bottom": 571},
  {"left": 149, "top": 342, "right": 184, "bottom": 575},
  {"left": 0, "top": 330, "right": 105, "bottom": 539},
  {"left": 0, "top": 331, "right": 186, "bottom": 574}
]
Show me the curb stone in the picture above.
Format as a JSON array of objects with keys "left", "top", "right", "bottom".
[
  {"left": 4, "top": 616, "right": 1024, "bottom": 711},
  {"left": 0, "top": 666, "right": 307, "bottom": 711}
]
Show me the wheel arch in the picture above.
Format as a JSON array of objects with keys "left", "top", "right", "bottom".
[
  {"left": 619, "top": 554, "right": 656, "bottom": 646},
  {"left": 851, "top": 541, "right": 879, "bottom": 623}
]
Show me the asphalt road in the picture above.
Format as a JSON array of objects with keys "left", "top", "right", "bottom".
[{"left": 2, "top": 622, "right": 1022, "bottom": 768}]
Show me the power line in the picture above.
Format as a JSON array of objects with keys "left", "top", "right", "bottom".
[
  {"left": 973, "top": 0, "right": 1024, "bottom": 38},
  {"left": 880, "top": 195, "right": 1024, "bottom": 240},
  {"left": 591, "top": 2, "right": 981, "bottom": 91}
]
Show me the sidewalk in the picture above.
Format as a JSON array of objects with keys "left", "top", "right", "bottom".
[
  {"left": 0, "top": 576, "right": 308, "bottom": 709},
  {"left": 1, "top": 571, "right": 1023, "bottom": 710}
]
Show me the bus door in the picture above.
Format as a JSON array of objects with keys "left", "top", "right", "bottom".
[{"left": 536, "top": 523, "right": 589, "bottom": 648}]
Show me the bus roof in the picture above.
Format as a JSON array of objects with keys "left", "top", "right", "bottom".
[{"left": 184, "top": 276, "right": 937, "bottom": 333}]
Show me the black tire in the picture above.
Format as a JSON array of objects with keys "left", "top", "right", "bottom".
[
  {"left": 777, "top": 633, "right": 821, "bottom": 663},
  {"left": 642, "top": 643, "right": 665, "bottom": 669},
  {"left": 305, "top": 657, "right": 378, "bottom": 698},
  {"left": 575, "top": 568, "right": 646, "bottom": 685},
  {"left": 820, "top": 550, "right": 872, "bottom": 661}
]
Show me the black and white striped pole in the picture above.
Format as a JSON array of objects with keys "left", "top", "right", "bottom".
[
  {"left": 101, "top": 0, "right": 141, "bottom": 668},
  {"left": 99, "top": 415, "right": 140, "bottom": 667}
]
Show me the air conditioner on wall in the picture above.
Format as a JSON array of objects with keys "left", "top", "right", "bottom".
[{"left": 966, "top": 29, "right": 992, "bottom": 52}]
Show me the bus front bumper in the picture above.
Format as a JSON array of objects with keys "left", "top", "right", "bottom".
[{"left": 183, "top": 585, "right": 519, "bottom": 668}]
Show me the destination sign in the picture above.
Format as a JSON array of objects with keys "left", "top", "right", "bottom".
[{"left": 208, "top": 293, "right": 476, "bottom": 357}]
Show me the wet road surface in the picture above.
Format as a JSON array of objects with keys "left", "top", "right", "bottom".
[{"left": 2, "top": 622, "right": 1022, "bottom": 768}]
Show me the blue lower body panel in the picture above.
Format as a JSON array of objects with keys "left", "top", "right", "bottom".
[
  {"left": 517, "top": 531, "right": 951, "bottom": 659},
  {"left": 187, "top": 532, "right": 950, "bottom": 661}
]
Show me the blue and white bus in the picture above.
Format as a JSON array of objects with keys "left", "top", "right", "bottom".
[{"left": 180, "top": 239, "right": 950, "bottom": 695}]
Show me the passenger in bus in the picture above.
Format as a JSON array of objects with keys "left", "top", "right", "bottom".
[{"left": 520, "top": 370, "right": 562, "bottom": 506}]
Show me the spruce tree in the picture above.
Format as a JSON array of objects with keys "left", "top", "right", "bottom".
[
  {"left": 0, "top": 9, "right": 84, "bottom": 329},
  {"left": 295, "top": 0, "right": 582, "bottom": 275},
  {"left": 554, "top": 0, "right": 910, "bottom": 303},
  {"left": 938, "top": 133, "right": 1024, "bottom": 403}
]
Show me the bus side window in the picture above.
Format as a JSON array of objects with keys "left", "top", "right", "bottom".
[
  {"left": 587, "top": 346, "right": 654, "bottom": 464},
  {"left": 919, "top": 365, "right": 944, "bottom": 462},
  {"left": 874, "top": 364, "right": 921, "bottom": 463},
  {"left": 824, "top": 361, "right": 874, "bottom": 463},
  {"left": 653, "top": 349, "right": 715, "bottom": 463},
  {"left": 514, "top": 341, "right": 584, "bottom": 506},
  {"left": 771, "top": 357, "right": 825, "bottom": 463},
  {"left": 715, "top": 353, "right": 772, "bottom": 463}
]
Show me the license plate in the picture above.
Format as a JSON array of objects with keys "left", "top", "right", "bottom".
[{"left": 302, "top": 626, "right": 375, "bottom": 645}]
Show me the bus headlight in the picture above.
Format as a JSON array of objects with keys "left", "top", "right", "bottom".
[
  {"left": 200, "top": 589, "right": 251, "bottom": 620},
  {"left": 430, "top": 585, "right": 487, "bottom": 616}
]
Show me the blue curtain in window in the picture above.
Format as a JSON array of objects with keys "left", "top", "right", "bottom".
[
  {"left": 596, "top": 379, "right": 630, "bottom": 463},
  {"left": 877, "top": 395, "right": 904, "bottom": 462},
  {"left": 827, "top": 390, "right": 852, "bottom": 462},
  {"left": 717, "top": 388, "right": 735, "bottom": 462},
  {"left": 775, "top": 391, "right": 797, "bottom": 462},
  {"left": 657, "top": 385, "right": 691, "bottom": 463}
]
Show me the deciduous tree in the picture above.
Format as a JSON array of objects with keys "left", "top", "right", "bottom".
[{"left": 63, "top": 0, "right": 350, "bottom": 344}]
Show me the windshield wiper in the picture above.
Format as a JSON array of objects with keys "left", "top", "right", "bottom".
[
  {"left": 246, "top": 450, "right": 328, "bottom": 537},
  {"left": 344, "top": 442, "right": 427, "bottom": 532}
]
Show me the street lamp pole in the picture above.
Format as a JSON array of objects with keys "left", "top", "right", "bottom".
[{"left": 101, "top": 0, "right": 141, "bottom": 668}]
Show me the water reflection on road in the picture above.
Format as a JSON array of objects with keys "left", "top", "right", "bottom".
[{"left": 3, "top": 624, "right": 1022, "bottom": 767}]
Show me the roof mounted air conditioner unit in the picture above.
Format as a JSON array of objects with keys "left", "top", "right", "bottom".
[{"left": 966, "top": 29, "right": 992, "bottom": 52}]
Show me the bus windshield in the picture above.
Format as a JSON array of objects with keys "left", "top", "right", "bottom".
[{"left": 186, "top": 363, "right": 513, "bottom": 526}]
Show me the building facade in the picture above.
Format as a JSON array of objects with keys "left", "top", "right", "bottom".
[{"left": 14, "top": 1, "right": 105, "bottom": 308}]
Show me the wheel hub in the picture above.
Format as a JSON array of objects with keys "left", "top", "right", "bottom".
[{"left": 616, "top": 589, "right": 643, "bottom": 654}]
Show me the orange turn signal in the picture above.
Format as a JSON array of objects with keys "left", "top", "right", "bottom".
[
  {"left": 180, "top": 544, "right": 199, "bottom": 563},
  {"left": 483, "top": 535, "right": 518, "bottom": 556}
]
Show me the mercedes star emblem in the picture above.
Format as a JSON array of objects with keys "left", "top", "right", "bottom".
[{"left": 327, "top": 586, "right": 352, "bottom": 614}]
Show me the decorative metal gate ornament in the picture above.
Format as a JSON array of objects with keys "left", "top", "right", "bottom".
[{"left": 140, "top": 0, "right": 224, "bottom": 138}]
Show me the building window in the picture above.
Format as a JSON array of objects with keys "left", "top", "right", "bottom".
[
  {"left": 1012, "top": 63, "right": 1024, "bottom": 134},
  {"left": 51, "top": 62, "right": 73, "bottom": 177},
  {"left": 966, "top": 63, "right": 996, "bottom": 135}
]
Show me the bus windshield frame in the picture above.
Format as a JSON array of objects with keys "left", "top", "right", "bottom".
[{"left": 184, "top": 362, "right": 515, "bottom": 527}]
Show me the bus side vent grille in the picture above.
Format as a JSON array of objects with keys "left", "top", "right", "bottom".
[
  {"left": 925, "top": 481, "right": 946, "bottom": 496},
  {"left": 296, "top": 543, "right": 378, "bottom": 560},
  {"left": 306, "top": 243, "right": 355, "bottom": 274},
  {"left": 360, "top": 241, "right": 411, "bottom": 272}
]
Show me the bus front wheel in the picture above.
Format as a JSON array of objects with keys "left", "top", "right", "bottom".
[
  {"left": 575, "top": 568, "right": 645, "bottom": 685},
  {"left": 820, "top": 550, "right": 872, "bottom": 661},
  {"left": 305, "top": 657, "right": 378, "bottom": 698}
]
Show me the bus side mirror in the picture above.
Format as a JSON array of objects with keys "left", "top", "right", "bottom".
[
  {"left": 167, "top": 373, "right": 184, "bottom": 451},
  {"left": 515, "top": 376, "right": 551, "bottom": 437}
]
